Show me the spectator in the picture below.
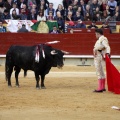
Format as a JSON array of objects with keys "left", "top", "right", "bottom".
[
  {"left": 56, "top": 4, "right": 64, "bottom": 17},
  {"left": 92, "top": 7, "right": 102, "bottom": 21},
  {"left": 47, "top": 11, "right": 54, "bottom": 21},
  {"left": 66, "top": 11, "right": 74, "bottom": 21},
  {"left": 19, "top": 8, "right": 27, "bottom": 20},
  {"left": 17, "top": 0, "right": 27, "bottom": 9},
  {"left": 75, "top": 19, "right": 86, "bottom": 28},
  {"left": 45, "top": 3, "right": 56, "bottom": 17},
  {"left": 107, "top": 0, "right": 117, "bottom": 17},
  {"left": 37, "top": 0, "right": 49, "bottom": 11},
  {"left": 37, "top": 10, "right": 46, "bottom": 21},
  {"left": 37, "top": 0, "right": 46, "bottom": 15},
  {"left": 84, "top": 12, "right": 91, "bottom": 21},
  {"left": 54, "top": 11, "right": 64, "bottom": 32},
  {"left": 85, "top": 4, "right": 91, "bottom": 15},
  {"left": 27, "top": 0, "right": 36, "bottom": 10},
  {"left": 17, "top": 24, "right": 29, "bottom": 32},
  {"left": 11, "top": 9, "right": 20, "bottom": 19},
  {"left": 1, "top": 9, "right": 11, "bottom": 20},
  {"left": 80, "top": 0, "right": 86, "bottom": 17},
  {"left": 10, "top": 2, "right": 19, "bottom": 15},
  {"left": 21, "top": 4, "right": 29, "bottom": 16},
  {"left": 0, "top": 20, "right": 6, "bottom": 32},
  {"left": 101, "top": 22, "right": 110, "bottom": 29},
  {"left": 76, "top": 6, "right": 84, "bottom": 16},
  {"left": 49, "top": 25, "right": 60, "bottom": 34},
  {"left": 65, "top": 5, "right": 74, "bottom": 16},
  {"left": 4, "top": 0, "right": 12, "bottom": 12},
  {"left": 87, "top": 21, "right": 98, "bottom": 29},
  {"left": 27, "top": 8, "right": 37, "bottom": 20},
  {"left": 67, "top": 21, "right": 75, "bottom": 28},
  {"left": 0, "top": 0, "right": 5, "bottom": 14},
  {"left": 90, "top": 0, "right": 100, "bottom": 19},
  {"left": 73, "top": 11, "right": 84, "bottom": 21},
  {"left": 63, "top": 0, "right": 72, "bottom": 9},
  {"left": 71, "top": 0, "right": 79, "bottom": 12}
]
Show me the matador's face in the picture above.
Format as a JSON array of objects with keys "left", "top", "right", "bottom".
[{"left": 95, "top": 32, "right": 100, "bottom": 39}]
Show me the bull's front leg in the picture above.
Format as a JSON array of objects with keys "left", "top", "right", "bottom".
[
  {"left": 35, "top": 72, "right": 40, "bottom": 89},
  {"left": 41, "top": 75, "right": 46, "bottom": 89}
]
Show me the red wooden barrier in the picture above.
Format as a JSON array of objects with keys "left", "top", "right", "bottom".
[{"left": 0, "top": 33, "right": 120, "bottom": 55}]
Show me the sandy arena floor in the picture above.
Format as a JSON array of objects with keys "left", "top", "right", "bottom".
[{"left": 0, "top": 65, "right": 120, "bottom": 120}]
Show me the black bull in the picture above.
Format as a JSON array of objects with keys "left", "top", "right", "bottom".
[{"left": 5, "top": 44, "right": 66, "bottom": 88}]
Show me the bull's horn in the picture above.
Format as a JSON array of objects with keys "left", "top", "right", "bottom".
[
  {"left": 61, "top": 50, "right": 69, "bottom": 54},
  {"left": 51, "top": 50, "right": 57, "bottom": 55}
]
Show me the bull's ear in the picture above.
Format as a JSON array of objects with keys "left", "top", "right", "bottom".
[
  {"left": 61, "top": 50, "right": 69, "bottom": 54},
  {"left": 51, "top": 50, "right": 57, "bottom": 55}
]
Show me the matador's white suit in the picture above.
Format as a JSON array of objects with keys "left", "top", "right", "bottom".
[{"left": 93, "top": 35, "right": 111, "bottom": 91}]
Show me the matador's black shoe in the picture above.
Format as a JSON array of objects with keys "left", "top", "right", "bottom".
[
  {"left": 102, "top": 89, "right": 106, "bottom": 91},
  {"left": 93, "top": 89, "right": 103, "bottom": 93}
]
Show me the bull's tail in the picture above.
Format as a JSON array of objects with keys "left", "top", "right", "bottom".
[{"left": 5, "top": 60, "right": 8, "bottom": 81}]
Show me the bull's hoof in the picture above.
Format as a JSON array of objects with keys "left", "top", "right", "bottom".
[
  {"left": 16, "top": 85, "right": 19, "bottom": 88},
  {"left": 41, "top": 86, "right": 46, "bottom": 89},
  {"left": 36, "top": 87, "right": 40, "bottom": 89},
  {"left": 8, "top": 85, "right": 12, "bottom": 87}
]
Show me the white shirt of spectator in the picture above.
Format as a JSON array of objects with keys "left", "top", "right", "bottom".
[
  {"left": 37, "top": 15, "right": 46, "bottom": 21},
  {"left": 108, "top": 0, "right": 117, "bottom": 8},
  {"left": 10, "top": 8, "right": 19, "bottom": 15}
]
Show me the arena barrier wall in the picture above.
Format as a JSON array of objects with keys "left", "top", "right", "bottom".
[{"left": 0, "top": 33, "right": 120, "bottom": 65}]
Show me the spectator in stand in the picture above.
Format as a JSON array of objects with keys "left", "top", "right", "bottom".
[
  {"left": 85, "top": 4, "right": 91, "bottom": 16},
  {"left": 46, "top": 3, "right": 56, "bottom": 17},
  {"left": 66, "top": 11, "right": 74, "bottom": 21},
  {"left": 63, "top": 0, "right": 72, "bottom": 9},
  {"left": 1, "top": 9, "right": 11, "bottom": 20},
  {"left": 19, "top": 8, "right": 27, "bottom": 20},
  {"left": 49, "top": 25, "right": 60, "bottom": 34},
  {"left": 75, "top": 19, "right": 86, "bottom": 28},
  {"left": 92, "top": 7, "right": 102, "bottom": 21},
  {"left": 101, "top": 22, "right": 110, "bottom": 29},
  {"left": 31, "top": 3, "right": 37, "bottom": 13},
  {"left": 17, "top": 24, "right": 28, "bottom": 32},
  {"left": 87, "top": 20, "right": 98, "bottom": 29},
  {"left": 67, "top": 20, "right": 75, "bottom": 29},
  {"left": 0, "top": 0, "right": 5, "bottom": 14},
  {"left": 73, "top": 11, "right": 84, "bottom": 21},
  {"left": 4, "top": 0, "right": 12, "bottom": 12},
  {"left": 71, "top": 0, "right": 79, "bottom": 12},
  {"left": 11, "top": 9, "right": 20, "bottom": 19},
  {"left": 76, "top": 6, "right": 84, "bottom": 16},
  {"left": 84, "top": 12, "right": 91, "bottom": 21},
  {"left": 36, "top": 0, "right": 49, "bottom": 9},
  {"left": 80, "top": 0, "right": 86, "bottom": 17},
  {"left": 27, "top": 8, "right": 37, "bottom": 20},
  {"left": 56, "top": 4, "right": 64, "bottom": 17},
  {"left": 37, "top": 0, "right": 49, "bottom": 11},
  {"left": 27, "top": 0, "right": 36, "bottom": 10},
  {"left": 37, "top": 10, "right": 46, "bottom": 21},
  {"left": 114, "top": 11, "right": 120, "bottom": 21},
  {"left": 54, "top": 11, "right": 64, "bottom": 32},
  {"left": 0, "top": 20, "right": 6, "bottom": 32},
  {"left": 21, "top": 4, "right": 29, "bottom": 16},
  {"left": 17, "top": 0, "right": 27, "bottom": 9},
  {"left": 47, "top": 11, "right": 54, "bottom": 21},
  {"left": 65, "top": 5, "right": 74, "bottom": 16},
  {"left": 90, "top": 0, "right": 100, "bottom": 20},
  {"left": 10, "top": 2, "right": 19, "bottom": 16},
  {"left": 37, "top": 0, "right": 46, "bottom": 15},
  {"left": 107, "top": 0, "right": 117, "bottom": 17}
]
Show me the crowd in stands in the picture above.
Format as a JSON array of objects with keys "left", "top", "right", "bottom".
[{"left": 0, "top": 0, "right": 120, "bottom": 33}]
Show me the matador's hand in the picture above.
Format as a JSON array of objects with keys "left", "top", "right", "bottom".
[{"left": 106, "top": 53, "right": 110, "bottom": 58}]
